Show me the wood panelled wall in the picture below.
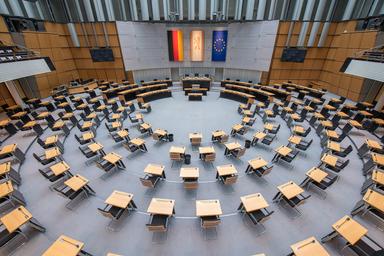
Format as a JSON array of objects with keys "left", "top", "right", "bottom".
[
  {"left": 0, "top": 19, "right": 126, "bottom": 98},
  {"left": 22, "top": 23, "right": 79, "bottom": 97},
  {"left": 267, "top": 21, "right": 378, "bottom": 101},
  {"left": 320, "top": 22, "right": 377, "bottom": 101},
  {"left": 64, "top": 23, "right": 126, "bottom": 82},
  {"left": 0, "top": 83, "right": 16, "bottom": 106}
]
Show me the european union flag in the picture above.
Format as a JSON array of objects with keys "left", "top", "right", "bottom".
[{"left": 212, "top": 30, "right": 228, "bottom": 62}]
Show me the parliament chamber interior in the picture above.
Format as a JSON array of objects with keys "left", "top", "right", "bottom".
[{"left": 1, "top": 0, "right": 384, "bottom": 255}]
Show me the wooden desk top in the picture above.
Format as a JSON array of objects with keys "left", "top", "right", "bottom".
[
  {"left": 196, "top": 200, "right": 222, "bottom": 217},
  {"left": 45, "top": 147, "right": 61, "bottom": 160},
  {"left": 372, "top": 118, "right": 384, "bottom": 126},
  {"left": 45, "top": 135, "right": 59, "bottom": 145},
  {"left": 82, "top": 121, "right": 94, "bottom": 129},
  {"left": 82, "top": 132, "right": 94, "bottom": 140},
  {"left": 372, "top": 169, "right": 384, "bottom": 186},
  {"left": 359, "top": 110, "right": 373, "bottom": 117},
  {"left": 326, "top": 130, "right": 338, "bottom": 138},
  {"left": 0, "top": 180, "right": 13, "bottom": 197},
  {"left": 289, "top": 135, "right": 302, "bottom": 145},
  {"left": 293, "top": 126, "right": 305, "bottom": 134},
  {"left": 111, "top": 122, "right": 121, "bottom": 129},
  {"left": 0, "top": 118, "right": 11, "bottom": 127},
  {"left": 232, "top": 124, "right": 244, "bottom": 131},
  {"left": 275, "top": 146, "right": 292, "bottom": 156},
  {"left": 0, "top": 161, "right": 11, "bottom": 175},
  {"left": 58, "top": 102, "right": 69, "bottom": 107},
  {"left": 363, "top": 189, "right": 384, "bottom": 212},
  {"left": 277, "top": 181, "right": 304, "bottom": 200},
  {"left": 189, "top": 132, "right": 202, "bottom": 139},
  {"left": 0, "top": 144, "right": 17, "bottom": 155},
  {"left": 361, "top": 101, "right": 374, "bottom": 108},
  {"left": 321, "top": 154, "right": 337, "bottom": 167},
  {"left": 169, "top": 146, "right": 186, "bottom": 154},
  {"left": 248, "top": 157, "right": 268, "bottom": 169},
  {"left": 321, "top": 120, "right": 333, "bottom": 128},
  {"left": 199, "top": 146, "right": 215, "bottom": 154},
  {"left": 105, "top": 190, "right": 133, "bottom": 209},
  {"left": 140, "top": 123, "right": 151, "bottom": 130},
  {"left": 36, "top": 112, "right": 49, "bottom": 119},
  {"left": 332, "top": 215, "right": 367, "bottom": 245},
  {"left": 53, "top": 120, "right": 65, "bottom": 129},
  {"left": 225, "top": 142, "right": 242, "bottom": 150},
  {"left": 212, "top": 130, "right": 226, "bottom": 137},
  {"left": 264, "top": 123, "right": 274, "bottom": 131},
  {"left": 0, "top": 206, "right": 32, "bottom": 233},
  {"left": 144, "top": 164, "right": 165, "bottom": 176},
  {"left": 336, "top": 111, "right": 349, "bottom": 118},
  {"left": 11, "top": 111, "right": 27, "bottom": 118},
  {"left": 64, "top": 174, "right": 89, "bottom": 191},
  {"left": 327, "top": 141, "right": 341, "bottom": 152},
  {"left": 130, "top": 138, "right": 145, "bottom": 146},
  {"left": 366, "top": 139, "right": 382, "bottom": 150},
  {"left": 154, "top": 129, "right": 167, "bottom": 136},
  {"left": 86, "top": 112, "right": 97, "bottom": 119},
  {"left": 88, "top": 142, "right": 103, "bottom": 152},
  {"left": 216, "top": 164, "right": 238, "bottom": 176},
  {"left": 254, "top": 131, "right": 267, "bottom": 139},
  {"left": 40, "top": 101, "right": 50, "bottom": 106},
  {"left": 111, "top": 113, "right": 121, "bottom": 119},
  {"left": 180, "top": 167, "right": 199, "bottom": 178},
  {"left": 103, "top": 152, "right": 122, "bottom": 164},
  {"left": 306, "top": 167, "right": 328, "bottom": 183},
  {"left": 136, "top": 113, "right": 143, "bottom": 119},
  {"left": 290, "top": 113, "right": 300, "bottom": 120},
  {"left": 61, "top": 112, "right": 74, "bottom": 119},
  {"left": 23, "top": 121, "right": 36, "bottom": 129},
  {"left": 117, "top": 129, "right": 129, "bottom": 138},
  {"left": 42, "top": 235, "right": 84, "bottom": 256},
  {"left": 290, "top": 236, "right": 330, "bottom": 256},
  {"left": 54, "top": 95, "right": 65, "bottom": 100},
  {"left": 331, "top": 97, "right": 342, "bottom": 103},
  {"left": 147, "top": 198, "right": 175, "bottom": 216},
  {"left": 344, "top": 103, "right": 357, "bottom": 110},
  {"left": 6, "top": 105, "right": 20, "bottom": 110},
  {"left": 50, "top": 161, "right": 70, "bottom": 176},
  {"left": 240, "top": 193, "right": 269, "bottom": 212},
  {"left": 371, "top": 153, "right": 384, "bottom": 165},
  {"left": 324, "top": 104, "right": 336, "bottom": 111},
  {"left": 242, "top": 116, "right": 251, "bottom": 123}
]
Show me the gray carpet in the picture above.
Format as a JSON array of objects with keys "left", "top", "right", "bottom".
[{"left": 1, "top": 88, "right": 383, "bottom": 256}]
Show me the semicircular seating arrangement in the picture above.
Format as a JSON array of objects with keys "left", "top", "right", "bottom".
[{"left": 1, "top": 77, "right": 384, "bottom": 256}]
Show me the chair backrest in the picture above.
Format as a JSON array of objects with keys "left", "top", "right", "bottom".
[
  {"left": 152, "top": 133, "right": 160, "bottom": 141},
  {"left": 262, "top": 113, "right": 267, "bottom": 123},
  {"left": 343, "top": 123, "right": 353, "bottom": 134},
  {"left": 184, "top": 181, "right": 198, "bottom": 189},
  {"left": 33, "top": 153, "right": 42, "bottom": 162},
  {"left": 97, "top": 208, "right": 114, "bottom": 219},
  {"left": 316, "top": 124, "right": 324, "bottom": 136},
  {"left": 146, "top": 224, "right": 166, "bottom": 232},
  {"left": 343, "top": 145, "right": 353, "bottom": 155},
  {"left": 235, "top": 148, "right": 246, "bottom": 158},
  {"left": 287, "top": 117, "right": 293, "bottom": 127},
  {"left": 170, "top": 153, "right": 182, "bottom": 161},
  {"left": 191, "top": 138, "right": 201, "bottom": 145},
  {"left": 140, "top": 178, "right": 155, "bottom": 188},
  {"left": 204, "top": 153, "right": 216, "bottom": 162},
  {"left": 202, "top": 219, "right": 221, "bottom": 228},
  {"left": 225, "top": 175, "right": 238, "bottom": 185},
  {"left": 220, "top": 134, "right": 229, "bottom": 143}
]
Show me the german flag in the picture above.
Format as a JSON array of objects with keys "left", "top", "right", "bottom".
[{"left": 167, "top": 30, "right": 184, "bottom": 61}]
